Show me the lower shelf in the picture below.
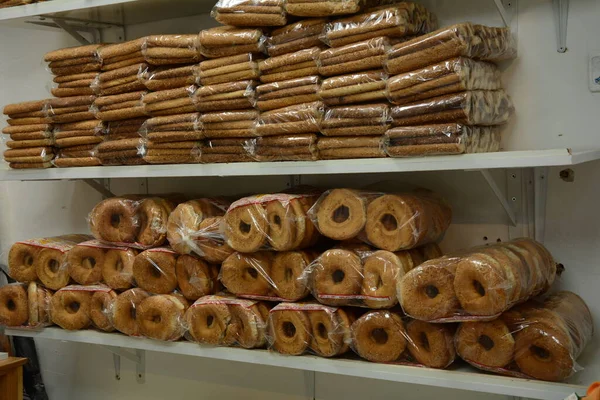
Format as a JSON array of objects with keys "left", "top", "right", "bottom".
[{"left": 6, "top": 327, "right": 589, "bottom": 399}]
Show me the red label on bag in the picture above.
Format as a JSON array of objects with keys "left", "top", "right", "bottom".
[
  {"left": 17, "top": 234, "right": 93, "bottom": 253},
  {"left": 318, "top": 293, "right": 392, "bottom": 300},
  {"left": 57, "top": 285, "right": 112, "bottom": 293},
  {"left": 191, "top": 295, "right": 257, "bottom": 309},
  {"left": 271, "top": 302, "right": 338, "bottom": 314},
  {"left": 76, "top": 240, "right": 131, "bottom": 251},
  {"left": 228, "top": 193, "right": 313, "bottom": 211}
]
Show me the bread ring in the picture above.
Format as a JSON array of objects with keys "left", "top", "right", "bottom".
[
  {"left": 112, "top": 288, "right": 150, "bottom": 336},
  {"left": 28, "top": 282, "right": 52, "bottom": 327},
  {"left": 336, "top": 309, "right": 353, "bottom": 354},
  {"left": 137, "top": 294, "right": 188, "bottom": 341},
  {"left": 312, "top": 249, "right": 362, "bottom": 306},
  {"left": 481, "top": 246, "right": 524, "bottom": 304},
  {"left": 290, "top": 199, "right": 308, "bottom": 249},
  {"left": 176, "top": 254, "right": 216, "bottom": 301},
  {"left": 308, "top": 310, "right": 343, "bottom": 357},
  {"left": 221, "top": 252, "right": 273, "bottom": 297},
  {"left": 351, "top": 310, "right": 406, "bottom": 363},
  {"left": 455, "top": 320, "right": 514, "bottom": 368},
  {"left": 421, "top": 243, "right": 443, "bottom": 260},
  {"left": 224, "top": 203, "right": 269, "bottom": 253},
  {"left": 185, "top": 302, "right": 231, "bottom": 344},
  {"left": 365, "top": 194, "right": 420, "bottom": 251},
  {"left": 511, "top": 238, "right": 556, "bottom": 294},
  {"left": 102, "top": 248, "right": 136, "bottom": 290},
  {"left": 269, "top": 309, "right": 311, "bottom": 355},
  {"left": 138, "top": 198, "right": 174, "bottom": 247},
  {"left": 36, "top": 248, "right": 70, "bottom": 290},
  {"left": 195, "top": 217, "right": 235, "bottom": 263},
  {"left": 361, "top": 250, "right": 401, "bottom": 308},
  {"left": 0, "top": 284, "right": 28, "bottom": 326},
  {"left": 406, "top": 319, "right": 456, "bottom": 368},
  {"left": 271, "top": 251, "right": 311, "bottom": 301},
  {"left": 252, "top": 302, "right": 271, "bottom": 347},
  {"left": 8, "top": 243, "right": 39, "bottom": 282},
  {"left": 167, "top": 200, "right": 223, "bottom": 254},
  {"left": 90, "top": 290, "right": 117, "bottom": 332},
  {"left": 266, "top": 200, "right": 296, "bottom": 251},
  {"left": 90, "top": 198, "right": 140, "bottom": 243},
  {"left": 133, "top": 250, "right": 178, "bottom": 294},
  {"left": 314, "top": 188, "right": 369, "bottom": 240},
  {"left": 50, "top": 289, "right": 92, "bottom": 330},
  {"left": 229, "top": 304, "right": 262, "bottom": 348},
  {"left": 67, "top": 245, "right": 105, "bottom": 285}
]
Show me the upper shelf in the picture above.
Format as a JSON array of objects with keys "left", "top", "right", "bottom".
[{"left": 0, "top": 149, "right": 598, "bottom": 181}]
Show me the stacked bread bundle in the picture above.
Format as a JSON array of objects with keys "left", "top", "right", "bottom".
[
  {"left": 200, "top": 111, "right": 257, "bottom": 162},
  {"left": 198, "top": 26, "right": 266, "bottom": 59},
  {"left": 266, "top": 19, "right": 327, "bottom": 57},
  {"left": 284, "top": 0, "right": 360, "bottom": 17},
  {"left": 94, "top": 119, "right": 145, "bottom": 165},
  {"left": 141, "top": 113, "right": 202, "bottom": 164},
  {"left": 251, "top": 134, "right": 318, "bottom": 161},
  {"left": 142, "top": 34, "right": 202, "bottom": 66},
  {"left": 318, "top": 37, "right": 390, "bottom": 76},
  {"left": 211, "top": 0, "right": 287, "bottom": 27},
  {"left": 196, "top": 54, "right": 261, "bottom": 85},
  {"left": 0, "top": 0, "right": 45, "bottom": 9},
  {"left": 97, "top": 39, "right": 145, "bottom": 72},
  {"left": 44, "top": 44, "right": 102, "bottom": 97},
  {"left": 259, "top": 47, "right": 321, "bottom": 83},
  {"left": 53, "top": 120, "right": 104, "bottom": 167},
  {"left": 94, "top": 63, "right": 147, "bottom": 96},
  {"left": 142, "top": 65, "right": 197, "bottom": 91}
]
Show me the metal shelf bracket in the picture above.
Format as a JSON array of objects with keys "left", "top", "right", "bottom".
[
  {"left": 534, "top": 167, "right": 548, "bottom": 243},
  {"left": 493, "top": 0, "right": 514, "bottom": 27},
  {"left": 104, "top": 346, "right": 145, "bottom": 384},
  {"left": 84, "top": 179, "right": 115, "bottom": 198},
  {"left": 480, "top": 169, "right": 518, "bottom": 227},
  {"left": 553, "top": 0, "right": 569, "bottom": 53}
]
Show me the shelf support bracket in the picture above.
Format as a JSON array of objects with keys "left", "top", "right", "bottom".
[
  {"left": 84, "top": 179, "right": 116, "bottom": 198},
  {"left": 553, "top": 0, "right": 569, "bottom": 52},
  {"left": 51, "top": 18, "right": 92, "bottom": 45},
  {"left": 534, "top": 167, "right": 548, "bottom": 243},
  {"left": 480, "top": 170, "right": 518, "bottom": 226},
  {"left": 104, "top": 346, "right": 145, "bottom": 384},
  {"left": 493, "top": 0, "right": 511, "bottom": 27}
]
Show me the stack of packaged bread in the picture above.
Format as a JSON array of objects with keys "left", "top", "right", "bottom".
[
  {"left": 2, "top": 1, "right": 518, "bottom": 169},
  {"left": 0, "top": 186, "right": 592, "bottom": 383}
]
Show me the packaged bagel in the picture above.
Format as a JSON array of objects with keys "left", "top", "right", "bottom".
[
  {"left": 211, "top": 0, "right": 287, "bottom": 27},
  {"left": 267, "top": 302, "right": 353, "bottom": 357},
  {"left": 455, "top": 291, "right": 593, "bottom": 382},
  {"left": 110, "top": 287, "right": 150, "bottom": 336},
  {"left": 398, "top": 238, "right": 558, "bottom": 322},
  {"left": 308, "top": 188, "right": 451, "bottom": 250},
  {"left": 223, "top": 190, "right": 321, "bottom": 253},
  {"left": 198, "top": 26, "right": 267, "bottom": 59},
  {"left": 0, "top": 282, "right": 53, "bottom": 328},
  {"left": 351, "top": 309, "right": 456, "bottom": 368},
  {"left": 8, "top": 234, "right": 93, "bottom": 290},
  {"left": 49, "top": 285, "right": 113, "bottom": 331},
  {"left": 136, "top": 293, "right": 190, "bottom": 341},
  {"left": 183, "top": 294, "right": 271, "bottom": 349}
]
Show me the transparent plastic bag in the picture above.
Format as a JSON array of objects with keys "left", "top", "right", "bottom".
[
  {"left": 46, "top": 95, "right": 96, "bottom": 124},
  {"left": 142, "top": 34, "right": 202, "bottom": 66},
  {"left": 385, "top": 23, "right": 516, "bottom": 75},
  {"left": 44, "top": 44, "right": 103, "bottom": 75},
  {"left": 193, "top": 80, "right": 257, "bottom": 112},
  {"left": 256, "top": 76, "right": 320, "bottom": 111},
  {"left": 184, "top": 294, "right": 271, "bottom": 349},
  {"left": 93, "top": 63, "right": 147, "bottom": 96},
  {"left": 267, "top": 302, "right": 352, "bottom": 356},
  {"left": 318, "top": 37, "right": 390, "bottom": 76},
  {"left": 351, "top": 310, "right": 456, "bottom": 368},
  {"left": 201, "top": 138, "right": 255, "bottom": 163},
  {"left": 142, "top": 85, "right": 197, "bottom": 117},
  {"left": 92, "top": 90, "right": 148, "bottom": 122},
  {"left": 0, "top": 282, "right": 52, "bottom": 328},
  {"left": 319, "top": 70, "right": 387, "bottom": 106},
  {"left": 3, "top": 146, "right": 56, "bottom": 169},
  {"left": 199, "top": 26, "right": 267, "bottom": 58},
  {"left": 91, "top": 288, "right": 117, "bottom": 332},
  {"left": 320, "top": 103, "right": 390, "bottom": 136},
  {"left": 384, "top": 124, "right": 502, "bottom": 157},
  {"left": 49, "top": 285, "right": 113, "bottom": 331},
  {"left": 96, "top": 137, "right": 146, "bottom": 165},
  {"left": 258, "top": 47, "right": 321, "bottom": 84},
  {"left": 211, "top": 0, "right": 287, "bottom": 27},
  {"left": 455, "top": 291, "right": 593, "bottom": 382},
  {"left": 285, "top": 0, "right": 360, "bottom": 17},
  {"left": 143, "top": 140, "right": 202, "bottom": 164},
  {"left": 97, "top": 38, "right": 145, "bottom": 71},
  {"left": 142, "top": 65, "right": 198, "bottom": 91},
  {"left": 110, "top": 287, "right": 150, "bottom": 336},
  {"left": 251, "top": 134, "right": 319, "bottom": 161},
  {"left": 399, "top": 238, "right": 558, "bottom": 322},
  {"left": 136, "top": 293, "right": 190, "bottom": 341},
  {"left": 196, "top": 53, "right": 261, "bottom": 86},
  {"left": 142, "top": 113, "right": 201, "bottom": 134},
  {"left": 201, "top": 110, "right": 259, "bottom": 139},
  {"left": 267, "top": 19, "right": 327, "bottom": 57},
  {"left": 256, "top": 101, "right": 323, "bottom": 136}
]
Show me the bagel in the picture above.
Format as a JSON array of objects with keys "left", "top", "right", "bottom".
[
  {"left": 185, "top": 302, "right": 231, "bottom": 344},
  {"left": 90, "top": 290, "right": 118, "bottom": 332},
  {"left": 269, "top": 308, "right": 311, "bottom": 355},
  {"left": 406, "top": 319, "right": 456, "bottom": 368},
  {"left": 28, "top": 282, "right": 52, "bottom": 327},
  {"left": 0, "top": 284, "right": 29, "bottom": 326},
  {"left": 194, "top": 217, "right": 235, "bottom": 263},
  {"left": 167, "top": 199, "right": 224, "bottom": 254},
  {"left": 337, "top": 309, "right": 354, "bottom": 354},
  {"left": 252, "top": 302, "right": 271, "bottom": 347},
  {"left": 365, "top": 194, "right": 420, "bottom": 251},
  {"left": 361, "top": 250, "right": 401, "bottom": 308},
  {"left": 176, "top": 254, "right": 216, "bottom": 301},
  {"left": 271, "top": 251, "right": 311, "bottom": 301},
  {"left": 312, "top": 249, "right": 362, "bottom": 306},
  {"left": 102, "top": 248, "right": 136, "bottom": 290},
  {"left": 313, "top": 189, "right": 371, "bottom": 240},
  {"left": 89, "top": 197, "right": 140, "bottom": 243},
  {"left": 8, "top": 243, "right": 39, "bottom": 282},
  {"left": 482, "top": 246, "right": 525, "bottom": 305},
  {"left": 132, "top": 249, "right": 178, "bottom": 294},
  {"left": 138, "top": 198, "right": 174, "bottom": 247},
  {"left": 455, "top": 319, "right": 514, "bottom": 368},
  {"left": 50, "top": 288, "right": 92, "bottom": 330},
  {"left": 36, "top": 248, "right": 70, "bottom": 290},
  {"left": 224, "top": 203, "right": 269, "bottom": 253},
  {"left": 351, "top": 310, "right": 406, "bottom": 363},
  {"left": 112, "top": 288, "right": 150, "bottom": 336},
  {"left": 137, "top": 294, "right": 188, "bottom": 341},
  {"left": 221, "top": 252, "right": 273, "bottom": 297},
  {"left": 510, "top": 238, "right": 556, "bottom": 294},
  {"left": 265, "top": 199, "right": 297, "bottom": 251},
  {"left": 67, "top": 244, "right": 105, "bottom": 285},
  {"left": 296, "top": 197, "right": 320, "bottom": 248},
  {"left": 421, "top": 243, "right": 444, "bottom": 260},
  {"left": 228, "top": 304, "right": 262, "bottom": 348},
  {"left": 308, "top": 310, "right": 343, "bottom": 357}
]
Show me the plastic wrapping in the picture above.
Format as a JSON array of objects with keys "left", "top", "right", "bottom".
[
  {"left": 96, "top": 137, "right": 146, "bottom": 166},
  {"left": 89, "top": 289, "right": 118, "bottom": 332},
  {"left": 142, "top": 113, "right": 201, "bottom": 134},
  {"left": 318, "top": 37, "right": 391, "bottom": 76},
  {"left": 46, "top": 95, "right": 96, "bottom": 123},
  {"left": 211, "top": 0, "right": 287, "bottom": 27},
  {"left": 251, "top": 134, "right": 319, "bottom": 161},
  {"left": 322, "top": 4, "right": 437, "bottom": 47},
  {"left": 142, "top": 113, "right": 203, "bottom": 146},
  {"left": 136, "top": 293, "right": 190, "bottom": 341},
  {"left": 201, "top": 110, "right": 259, "bottom": 138},
  {"left": 223, "top": 191, "right": 321, "bottom": 252},
  {"left": 28, "top": 282, "right": 54, "bottom": 328},
  {"left": 390, "top": 90, "right": 514, "bottom": 127},
  {"left": 256, "top": 76, "right": 320, "bottom": 111},
  {"left": 142, "top": 65, "right": 198, "bottom": 91},
  {"left": 97, "top": 38, "right": 145, "bottom": 72},
  {"left": 351, "top": 310, "right": 456, "bottom": 367},
  {"left": 267, "top": 302, "right": 352, "bottom": 356},
  {"left": 52, "top": 119, "right": 103, "bottom": 167},
  {"left": 143, "top": 139, "right": 202, "bottom": 164},
  {"left": 456, "top": 291, "right": 593, "bottom": 382},
  {"left": 142, "top": 85, "right": 197, "bottom": 117},
  {"left": 92, "top": 91, "right": 148, "bottom": 122},
  {"left": 285, "top": 0, "right": 360, "bottom": 17},
  {"left": 267, "top": 19, "right": 327, "bottom": 57},
  {"left": 88, "top": 196, "right": 176, "bottom": 247},
  {"left": 184, "top": 294, "right": 270, "bottom": 348},
  {"left": 256, "top": 101, "right": 323, "bottom": 136},
  {"left": 201, "top": 138, "right": 254, "bottom": 163},
  {"left": 51, "top": 72, "right": 97, "bottom": 98},
  {"left": 385, "top": 124, "right": 502, "bottom": 157},
  {"left": 320, "top": 103, "right": 390, "bottom": 136},
  {"left": 142, "top": 34, "right": 202, "bottom": 66},
  {"left": 193, "top": 80, "right": 257, "bottom": 112},
  {"left": 385, "top": 23, "right": 516, "bottom": 75},
  {"left": 258, "top": 47, "right": 321, "bottom": 84},
  {"left": 44, "top": 44, "right": 103, "bottom": 75},
  {"left": 399, "top": 238, "right": 557, "bottom": 322},
  {"left": 110, "top": 288, "right": 150, "bottom": 336},
  {"left": 319, "top": 71, "right": 387, "bottom": 106},
  {"left": 199, "top": 26, "right": 267, "bottom": 58},
  {"left": 93, "top": 63, "right": 147, "bottom": 96},
  {"left": 196, "top": 53, "right": 261, "bottom": 86},
  {"left": 3, "top": 146, "right": 56, "bottom": 169},
  {"left": 49, "top": 285, "right": 112, "bottom": 330},
  {"left": 0, "top": 283, "right": 31, "bottom": 327}
]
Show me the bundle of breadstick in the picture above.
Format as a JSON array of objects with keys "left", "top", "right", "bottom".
[
  {"left": 456, "top": 291, "right": 593, "bottom": 382},
  {"left": 317, "top": 136, "right": 385, "bottom": 159},
  {"left": 193, "top": 80, "right": 256, "bottom": 112},
  {"left": 285, "top": 0, "right": 360, "bottom": 17},
  {"left": 258, "top": 47, "right": 321, "bottom": 83},
  {"left": 97, "top": 38, "right": 145, "bottom": 71},
  {"left": 320, "top": 103, "right": 390, "bottom": 136},
  {"left": 255, "top": 76, "right": 320, "bottom": 111},
  {"left": 143, "top": 140, "right": 201, "bottom": 164},
  {"left": 386, "top": 57, "right": 503, "bottom": 105},
  {"left": 256, "top": 101, "right": 323, "bottom": 136},
  {"left": 318, "top": 71, "right": 387, "bottom": 106},
  {"left": 142, "top": 34, "right": 202, "bottom": 66},
  {"left": 44, "top": 44, "right": 102, "bottom": 97},
  {"left": 390, "top": 90, "right": 514, "bottom": 126},
  {"left": 252, "top": 134, "right": 318, "bottom": 161},
  {"left": 212, "top": 0, "right": 287, "bottom": 27},
  {"left": 201, "top": 110, "right": 258, "bottom": 139},
  {"left": 142, "top": 65, "right": 198, "bottom": 91},
  {"left": 198, "top": 26, "right": 267, "bottom": 58},
  {"left": 92, "top": 91, "right": 148, "bottom": 121},
  {"left": 196, "top": 54, "right": 261, "bottom": 86},
  {"left": 385, "top": 23, "right": 516, "bottom": 75},
  {"left": 93, "top": 63, "right": 147, "bottom": 96},
  {"left": 141, "top": 114, "right": 202, "bottom": 164},
  {"left": 318, "top": 37, "right": 391, "bottom": 76},
  {"left": 53, "top": 120, "right": 104, "bottom": 167},
  {"left": 201, "top": 138, "right": 254, "bottom": 163},
  {"left": 95, "top": 137, "right": 146, "bottom": 165},
  {"left": 142, "top": 86, "right": 197, "bottom": 117},
  {"left": 46, "top": 95, "right": 96, "bottom": 124},
  {"left": 351, "top": 310, "right": 456, "bottom": 368},
  {"left": 0, "top": 0, "right": 43, "bottom": 9},
  {"left": 105, "top": 118, "right": 146, "bottom": 141},
  {"left": 322, "top": 3, "right": 437, "bottom": 47},
  {"left": 384, "top": 124, "right": 502, "bottom": 157},
  {"left": 267, "top": 19, "right": 327, "bottom": 57},
  {"left": 399, "top": 238, "right": 557, "bottom": 322}
]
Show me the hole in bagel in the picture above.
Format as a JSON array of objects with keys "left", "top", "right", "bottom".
[
  {"left": 151, "top": 265, "right": 162, "bottom": 278},
  {"left": 24, "top": 254, "right": 34, "bottom": 267},
  {"left": 114, "top": 259, "right": 124, "bottom": 272},
  {"left": 273, "top": 215, "right": 282, "bottom": 227},
  {"left": 129, "top": 306, "right": 137, "bottom": 320},
  {"left": 478, "top": 335, "right": 494, "bottom": 351},
  {"left": 67, "top": 301, "right": 80, "bottom": 314},
  {"left": 6, "top": 299, "right": 16, "bottom": 311},
  {"left": 284, "top": 268, "right": 293, "bottom": 282},
  {"left": 332, "top": 269, "right": 345, "bottom": 284},
  {"left": 282, "top": 321, "right": 296, "bottom": 338},
  {"left": 473, "top": 280, "right": 486, "bottom": 297},
  {"left": 424, "top": 285, "right": 439, "bottom": 299},
  {"left": 110, "top": 213, "right": 121, "bottom": 228},
  {"left": 83, "top": 257, "right": 96, "bottom": 270},
  {"left": 239, "top": 221, "right": 251, "bottom": 234},
  {"left": 317, "top": 323, "right": 327, "bottom": 339},
  {"left": 332, "top": 205, "right": 349, "bottom": 224},
  {"left": 419, "top": 332, "right": 430, "bottom": 352},
  {"left": 206, "top": 315, "right": 214, "bottom": 327},
  {"left": 152, "top": 314, "right": 162, "bottom": 324},
  {"left": 48, "top": 259, "right": 59, "bottom": 273},
  {"left": 246, "top": 268, "right": 258, "bottom": 280},
  {"left": 381, "top": 214, "right": 398, "bottom": 231},
  {"left": 371, "top": 328, "right": 388, "bottom": 345},
  {"left": 531, "top": 345, "right": 551, "bottom": 360}
]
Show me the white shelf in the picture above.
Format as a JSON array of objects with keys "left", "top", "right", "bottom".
[{"left": 5, "top": 327, "right": 588, "bottom": 400}]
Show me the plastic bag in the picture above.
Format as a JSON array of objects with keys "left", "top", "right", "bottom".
[
  {"left": 44, "top": 44, "right": 103, "bottom": 76},
  {"left": 201, "top": 110, "right": 259, "bottom": 138},
  {"left": 199, "top": 26, "right": 267, "bottom": 58},
  {"left": 49, "top": 285, "right": 113, "bottom": 330},
  {"left": 93, "top": 63, "right": 147, "bottom": 96},
  {"left": 211, "top": 0, "right": 287, "bottom": 27},
  {"left": 143, "top": 140, "right": 202, "bottom": 164},
  {"left": 104, "top": 118, "right": 145, "bottom": 140},
  {"left": 196, "top": 53, "right": 261, "bottom": 86},
  {"left": 46, "top": 95, "right": 96, "bottom": 123},
  {"left": 455, "top": 291, "right": 593, "bottom": 382},
  {"left": 258, "top": 47, "right": 321, "bottom": 84},
  {"left": 90, "top": 288, "right": 117, "bottom": 332},
  {"left": 142, "top": 34, "right": 202, "bottom": 66},
  {"left": 320, "top": 103, "right": 390, "bottom": 136},
  {"left": 267, "top": 302, "right": 352, "bottom": 356},
  {"left": 251, "top": 134, "right": 319, "bottom": 161},
  {"left": 201, "top": 138, "right": 255, "bottom": 163},
  {"left": 285, "top": 0, "right": 360, "bottom": 17},
  {"left": 3, "top": 146, "right": 56, "bottom": 169},
  {"left": 223, "top": 191, "right": 321, "bottom": 252},
  {"left": 51, "top": 71, "right": 97, "bottom": 98},
  {"left": 0, "top": 283, "right": 52, "bottom": 328},
  {"left": 193, "top": 80, "right": 257, "bottom": 112},
  {"left": 399, "top": 238, "right": 557, "bottom": 322},
  {"left": 351, "top": 310, "right": 456, "bottom": 368},
  {"left": 142, "top": 65, "right": 198, "bottom": 91},
  {"left": 319, "top": 71, "right": 387, "bottom": 106},
  {"left": 256, "top": 76, "right": 320, "bottom": 111},
  {"left": 184, "top": 294, "right": 270, "bottom": 348},
  {"left": 96, "top": 137, "right": 146, "bottom": 165},
  {"left": 267, "top": 19, "right": 327, "bottom": 57},
  {"left": 318, "top": 37, "right": 390, "bottom": 76},
  {"left": 142, "top": 85, "right": 197, "bottom": 117},
  {"left": 3, "top": 99, "right": 52, "bottom": 127},
  {"left": 97, "top": 38, "right": 145, "bottom": 71},
  {"left": 142, "top": 113, "right": 203, "bottom": 145},
  {"left": 142, "top": 113, "right": 201, "bottom": 134},
  {"left": 135, "top": 293, "right": 190, "bottom": 341},
  {"left": 92, "top": 90, "right": 148, "bottom": 122},
  {"left": 384, "top": 124, "right": 502, "bottom": 157},
  {"left": 110, "top": 287, "right": 150, "bottom": 336},
  {"left": 256, "top": 101, "right": 323, "bottom": 136},
  {"left": 385, "top": 23, "right": 516, "bottom": 75}
]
